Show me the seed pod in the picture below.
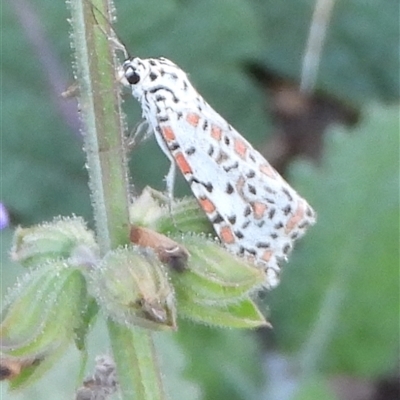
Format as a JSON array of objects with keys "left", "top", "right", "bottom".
[
  {"left": 11, "top": 216, "right": 98, "bottom": 268},
  {"left": 89, "top": 247, "right": 176, "bottom": 331}
]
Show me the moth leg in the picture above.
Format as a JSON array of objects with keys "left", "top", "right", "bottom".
[
  {"left": 126, "top": 120, "right": 152, "bottom": 152},
  {"left": 165, "top": 158, "right": 176, "bottom": 207},
  {"left": 164, "top": 159, "right": 179, "bottom": 227},
  {"left": 152, "top": 125, "right": 177, "bottom": 213}
]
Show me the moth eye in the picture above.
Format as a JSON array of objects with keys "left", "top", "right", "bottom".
[{"left": 125, "top": 67, "right": 140, "bottom": 85}]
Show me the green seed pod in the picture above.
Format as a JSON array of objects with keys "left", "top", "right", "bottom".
[
  {"left": 129, "top": 187, "right": 167, "bottom": 228},
  {"left": 129, "top": 187, "right": 211, "bottom": 235},
  {"left": 1, "top": 262, "right": 88, "bottom": 388},
  {"left": 11, "top": 216, "right": 99, "bottom": 268},
  {"left": 176, "top": 293, "right": 270, "bottom": 329},
  {"left": 170, "top": 234, "right": 266, "bottom": 304},
  {"left": 1, "top": 262, "right": 88, "bottom": 357},
  {"left": 89, "top": 246, "right": 176, "bottom": 331},
  {"left": 156, "top": 197, "right": 212, "bottom": 235}
]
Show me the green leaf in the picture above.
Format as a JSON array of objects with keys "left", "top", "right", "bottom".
[
  {"left": 177, "top": 294, "right": 268, "bottom": 329},
  {"left": 268, "top": 104, "right": 399, "bottom": 377}
]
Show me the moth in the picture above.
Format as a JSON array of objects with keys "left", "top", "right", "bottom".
[{"left": 120, "top": 57, "right": 316, "bottom": 288}]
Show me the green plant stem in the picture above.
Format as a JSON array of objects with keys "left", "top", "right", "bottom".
[
  {"left": 68, "top": 0, "right": 165, "bottom": 398},
  {"left": 69, "top": 0, "right": 129, "bottom": 249},
  {"left": 108, "top": 320, "right": 165, "bottom": 399}
]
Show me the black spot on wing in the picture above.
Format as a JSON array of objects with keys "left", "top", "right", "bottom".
[
  {"left": 190, "top": 177, "right": 213, "bottom": 193},
  {"left": 247, "top": 248, "right": 257, "bottom": 256},
  {"left": 256, "top": 242, "right": 270, "bottom": 248},
  {"left": 282, "top": 188, "right": 293, "bottom": 201},
  {"left": 248, "top": 184, "right": 256, "bottom": 195},
  {"left": 283, "top": 244, "right": 291, "bottom": 254},
  {"left": 241, "top": 220, "right": 250, "bottom": 229},
  {"left": 149, "top": 86, "right": 179, "bottom": 103},
  {"left": 234, "top": 230, "right": 244, "bottom": 239},
  {"left": 185, "top": 147, "right": 196, "bottom": 155},
  {"left": 212, "top": 213, "right": 224, "bottom": 225},
  {"left": 228, "top": 215, "right": 237, "bottom": 225},
  {"left": 298, "top": 221, "right": 310, "bottom": 229},
  {"left": 204, "top": 183, "right": 213, "bottom": 192},
  {"left": 169, "top": 142, "right": 180, "bottom": 151},
  {"left": 223, "top": 161, "right": 239, "bottom": 172},
  {"left": 268, "top": 209, "right": 276, "bottom": 219},
  {"left": 226, "top": 183, "right": 234, "bottom": 194},
  {"left": 282, "top": 205, "right": 292, "bottom": 216}
]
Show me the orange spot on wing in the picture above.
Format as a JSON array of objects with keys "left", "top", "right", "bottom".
[
  {"left": 259, "top": 163, "right": 276, "bottom": 178},
  {"left": 211, "top": 125, "right": 222, "bottom": 141},
  {"left": 285, "top": 202, "right": 305, "bottom": 233},
  {"left": 186, "top": 113, "right": 200, "bottom": 127},
  {"left": 199, "top": 197, "right": 216, "bottom": 214},
  {"left": 161, "top": 126, "right": 176, "bottom": 142},
  {"left": 175, "top": 152, "right": 193, "bottom": 175},
  {"left": 251, "top": 201, "right": 267, "bottom": 219},
  {"left": 261, "top": 250, "right": 273, "bottom": 262},
  {"left": 219, "top": 225, "right": 235, "bottom": 244},
  {"left": 234, "top": 138, "right": 247, "bottom": 159}
]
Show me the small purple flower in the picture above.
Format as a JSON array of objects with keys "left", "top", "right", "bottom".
[{"left": 0, "top": 203, "right": 10, "bottom": 229}]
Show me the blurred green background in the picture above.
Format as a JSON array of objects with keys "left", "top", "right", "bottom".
[{"left": 1, "top": 0, "right": 399, "bottom": 399}]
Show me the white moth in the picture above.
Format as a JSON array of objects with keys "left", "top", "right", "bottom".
[{"left": 121, "top": 57, "right": 316, "bottom": 288}]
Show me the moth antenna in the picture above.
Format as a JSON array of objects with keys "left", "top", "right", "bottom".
[{"left": 85, "top": 0, "right": 131, "bottom": 60}]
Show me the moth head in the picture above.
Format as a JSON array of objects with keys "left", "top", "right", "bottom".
[
  {"left": 121, "top": 57, "right": 192, "bottom": 101},
  {"left": 120, "top": 58, "right": 149, "bottom": 88},
  {"left": 122, "top": 61, "right": 141, "bottom": 84}
]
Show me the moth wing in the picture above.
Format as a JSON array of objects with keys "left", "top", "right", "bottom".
[{"left": 156, "top": 107, "right": 315, "bottom": 287}]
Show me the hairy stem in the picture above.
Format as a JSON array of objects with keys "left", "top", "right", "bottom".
[{"left": 68, "top": 0, "right": 165, "bottom": 398}]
